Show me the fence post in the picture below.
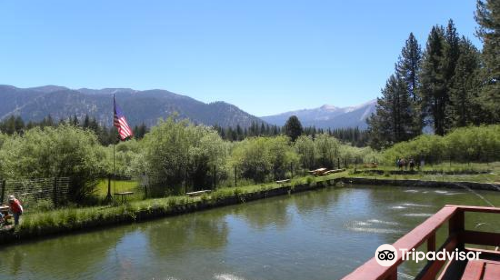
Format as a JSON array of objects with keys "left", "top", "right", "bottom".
[
  {"left": 234, "top": 166, "right": 237, "bottom": 187},
  {"left": 1, "top": 180, "right": 5, "bottom": 205},
  {"left": 338, "top": 158, "right": 340, "bottom": 169},
  {"left": 105, "top": 174, "right": 113, "bottom": 202},
  {"left": 213, "top": 165, "right": 216, "bottom": 190},
  {"left": 52, "top": 177, "right": 58, "bottom": 208}
]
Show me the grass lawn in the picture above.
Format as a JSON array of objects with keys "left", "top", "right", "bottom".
[
  {"left": 95, "top": 179, "right": 140, "bottom": 197},
  {"left": 349, "top": 162, "right": 500, "bottom": 184}
]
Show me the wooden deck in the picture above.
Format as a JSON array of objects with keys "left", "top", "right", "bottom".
[{"left": 342, "top": 205, "right": 500, "bottom": 280}]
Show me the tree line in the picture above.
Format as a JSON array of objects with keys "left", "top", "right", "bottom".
[
  {"left": 214, "top": 120, "right": 369, "bottom": 146},
  {"left": 1, "top": 114, "right": 369, "bottom": 147},
  {"left": 0, "top": 114, "right": 149, "bottom": 145},
  {"left": 0, "top": 114, "right": 498, "bottom": 204},
  {"left": 368, "top": 0, "right": 500, "bottom": 149},
  {"left": 0, "top": 117, "right": 377, "bottom": 203}
]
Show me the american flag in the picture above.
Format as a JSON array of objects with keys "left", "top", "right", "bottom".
[{"left": 113, "top": 96, "right": 133, "bottom": 140}]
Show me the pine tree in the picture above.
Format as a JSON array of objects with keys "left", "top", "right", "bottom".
[
  {"left": 46, "top": 114, "right": 55, "bottom": 127},
  {"left": 83, "top": 114, "right": 90, "bottom": 128},
  {"left": 442, "top": 20, "right": 461, "bottom": 131},
  {"left": 283, "top": 115, "right": 303, "bottom": 142},
  {"left": 449, "top": 37, "right": 482, "bottom": 127},
  {"left": 368, "top": 33, "right": 420, "bottom": 148},
  {"left": 396, "top": 33, "right": 423, "bottom": 136},
  {"left": 367, "top": 74, "right": 412, "bottom": 149},
  {"left": 70, "top": 114, "right": 78, "bottom": 126},
  {"left": 420, "top": 25, "right": 448, "bottom": 135},
  {"left": 475, "top": 0, "right": 500, "bottom": 121}
]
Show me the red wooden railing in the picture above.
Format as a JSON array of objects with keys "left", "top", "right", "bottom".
[{"left": 342, "top": 205, "right": 500, "bottom": 280}]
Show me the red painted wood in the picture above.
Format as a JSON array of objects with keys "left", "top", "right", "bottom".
[
  {"left": 460, "top": 260, "right": 484, "bottom": 280},
  {"left": 342, "top": 206, "right": 458, "bottom": 280},
  {"left": 342, "top": 205, "right": 500, "bottom": 280},
  {"left": 461, "top": 231, "right": 500, "bottom": 247},
  {"left": 450, "top": 205, "right": 500, "bottom": 214},
  {"left": 483, "top": 263, "right": 500, "bottom": 280},
  {"left": 428, "top": 232, "right": 436, "bottom": 252},
  {"left": 419, "top": 237, "right": 459, "bottom": 280}
]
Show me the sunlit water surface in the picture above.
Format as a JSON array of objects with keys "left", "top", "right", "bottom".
[{"left": 1, "top": 185, "right": 500, "bottom": 280}]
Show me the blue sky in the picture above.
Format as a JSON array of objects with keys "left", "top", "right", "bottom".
[{"left": 0, "top": 0, "right": 480, "bottom": 116}]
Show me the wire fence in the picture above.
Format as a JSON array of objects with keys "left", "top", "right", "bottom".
[{"left": 0, "top": 177, "right": 70, "bottom": 209}]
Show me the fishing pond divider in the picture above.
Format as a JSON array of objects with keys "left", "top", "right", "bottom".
[{"left": 0, "top": 176, "right": 499, "bottom": 245}]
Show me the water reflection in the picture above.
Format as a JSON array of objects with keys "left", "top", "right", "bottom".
[
  {"left": 147, "top": 213, "right": 229, "bottom": 257},
  {"left": 0, "top": 185, "right": 499, "bottom": 280},
  {"left": 0, "top": 226, "right": 132, "bottom": 279},
  {"left": 229, "top": 198, "right": 291, "bottom": 230}
]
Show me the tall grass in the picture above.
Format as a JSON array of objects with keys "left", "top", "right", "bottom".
[{"left": 4, "top": 171, "right": 346, "bottom": 240}]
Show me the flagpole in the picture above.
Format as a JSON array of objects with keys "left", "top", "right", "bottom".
[
  {"left": 105, "top": 95, "right": 116, "bottom": 202},
  {"left": 113, "top": 94, "right": 117, "bottom": 198},
  {"left": 107, "top": 94, "right": 132, "bottom": 203}
]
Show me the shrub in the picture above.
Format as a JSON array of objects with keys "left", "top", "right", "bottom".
[
  {"left": 0, "top": 125, "right": 105, "bottom": 203},
  {"left": 140, "top": 118, "right": 229, "bottom": 196},
  {"left": 231, "top": 136, "right": 298, "bottom": 182}
]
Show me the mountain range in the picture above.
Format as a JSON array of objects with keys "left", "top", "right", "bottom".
[
  {"left": 0, "top": 85, "right": 376, "bottom": 129},
  {"left": 260, "top": 100, "right": 376, "bottom": 129},
  {"left": 0, "top": 85, "right": 264, "bottom": 128}
]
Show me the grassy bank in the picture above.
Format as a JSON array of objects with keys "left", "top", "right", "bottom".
[
  {"left": 2, "top": 163, "right": 499, "bottom": 245},
  {"left": 95, "top": 179, "right": 140, "bottom": 197},
  {"left": 349, "top": 162, "right": 500, "bottom": 184},
  {"left": 0, "top": 172, "right": 347, "bottom": 244}
]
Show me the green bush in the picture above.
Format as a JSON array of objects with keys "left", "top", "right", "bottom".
[
  {"left": 306, "top": 176, "right": 315, "bottom": 186},
  {"left": 382, "top": 125, "right": 500, "bottom": 165},
  {"left": 231, "top": 136, "right": 298, "bottom": 182},
  {"left": 0, "top": 125, "right": 105, "bottom": 202},
  {"left": 140, "top": 118, "right": 229, "bottom": 196}
]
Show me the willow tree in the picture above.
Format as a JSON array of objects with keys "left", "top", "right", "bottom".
[
  {"left": 0, "top": 125, "right": 105, "bottom": 202},
  {"left": 141, "top": 118, "right": 228, "bottom": 195}
]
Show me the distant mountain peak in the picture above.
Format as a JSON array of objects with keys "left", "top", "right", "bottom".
[
  {"left": 77, "top": 88, "right": 138, "bottom": 95},
  {"left": 29, "top": 85, "right": 70, "bottom": 93},
  {"left": 261, "top": 100, "right": 376, "bottom": 130},
  {"left": 319, "top": 104, "right": 339, "bottom": 111}
]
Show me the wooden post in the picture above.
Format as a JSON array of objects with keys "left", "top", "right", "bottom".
[
  {"left": 213, "top": 165, "right": 216, "bottom": 190},
  {"left": 52, "top": 177, "right": 58, "bottom": 208},
  {"left": 185, "top": 168, "right": 188, "bottom": 193},
  {"left": 427, "top": 232, "right": 436, "bottom": 252},
  {"left": 0, "top": 180, "right": 5, "bottom": 205},
  {"left": 386, "top": 268, "right": 398, "bottom": 280},
  {"left": 105, "top": 174, "right": 113, "bottom": 202},
  {"left": 449, "top": 209, "right": 465, "bottom": 250},
  {"left": 234, "top": 166, "right": 237, "bottom": 187},
  {"left": 338, "top": 158, "right": 340, "bottom": 169}
]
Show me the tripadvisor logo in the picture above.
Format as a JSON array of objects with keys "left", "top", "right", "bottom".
[
  {"left": 375, "top": 244, "right": 482, "bottom": 267},
  {"left": 375, "top": 244, "right": 398, "bottom": 267}
]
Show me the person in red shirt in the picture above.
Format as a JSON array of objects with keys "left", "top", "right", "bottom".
[{"left": 8, "top": 195, "right": 23, "bottom": 225}]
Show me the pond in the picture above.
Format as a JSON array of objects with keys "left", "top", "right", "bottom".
[{"left": 1, "top": 185, "right": 500, "bottom": 280}]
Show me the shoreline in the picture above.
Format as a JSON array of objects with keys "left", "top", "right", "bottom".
[
  {"left": 1, "top": 176, "right": 499, "bottom": 245},
  {"left": 340, "top": 177, "right": 500, "bottom": 191}
]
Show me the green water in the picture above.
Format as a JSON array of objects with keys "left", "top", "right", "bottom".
[{"left": 1, "top": 185, "right": 500, "bottom": 280}]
